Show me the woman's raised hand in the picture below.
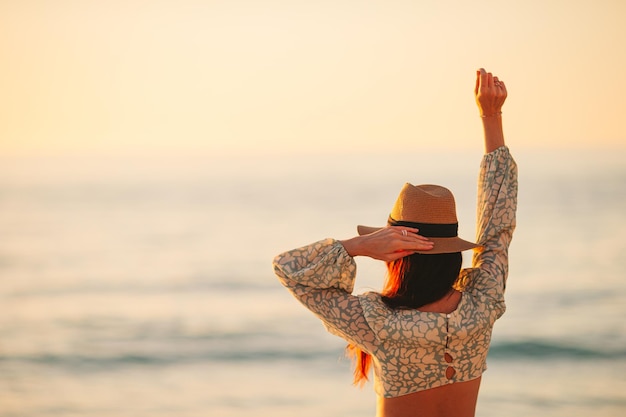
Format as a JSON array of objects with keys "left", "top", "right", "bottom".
[
  {"left": 474, "top": 68, "right": 507, "bottom": 118},
  {"left": 474, "top": 68, "right": 507, "bottom": 153},
  {"left": 340, "top": 227, "right": 434, "bottom": 262}
]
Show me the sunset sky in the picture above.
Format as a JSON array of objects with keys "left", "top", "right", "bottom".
[{"left": 1, "top": 0, "right": 625, "bottom": 156}]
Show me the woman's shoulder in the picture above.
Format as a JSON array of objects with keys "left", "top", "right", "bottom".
[
  {"left": 357, "top": 292, "right": 393, "bottom": 333},
  {"left": 456, "top": 268, "right": 506, "bottom": 316}
]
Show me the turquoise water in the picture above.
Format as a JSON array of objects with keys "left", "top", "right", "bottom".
[{"left": 1, "top": 148, "right": 625, "bottom": 416}]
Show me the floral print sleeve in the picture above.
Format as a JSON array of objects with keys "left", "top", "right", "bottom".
[
  {"left": 272, "top": 239, "right": 379, "bottom": 353},
  {"left": 467, "top": 146, "right": 518, "bottom": 304}
]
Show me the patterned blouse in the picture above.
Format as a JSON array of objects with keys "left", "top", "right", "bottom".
[{"left": 273, "top": 146, "right": 518, "bottom": 398}]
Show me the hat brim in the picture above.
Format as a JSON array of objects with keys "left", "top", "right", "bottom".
[{"left": 357, "top": 225, "right": 480, "bottom": 255}]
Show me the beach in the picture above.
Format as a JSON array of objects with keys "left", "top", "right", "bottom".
[{"left": 1, "top": 148, "right": 625, "bottom": 416}]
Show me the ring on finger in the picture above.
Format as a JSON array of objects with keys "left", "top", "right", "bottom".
[{"left": 402, "top": 230, "right": 407, "bottom": 237}]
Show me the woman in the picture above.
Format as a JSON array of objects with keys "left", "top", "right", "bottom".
[{"left": 273, "top": 68, "right": 517, "bottom": 417}]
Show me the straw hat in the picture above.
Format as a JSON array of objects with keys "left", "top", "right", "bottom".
[{"left": 357, "top": 183, "right": 479, "bottom": 254}]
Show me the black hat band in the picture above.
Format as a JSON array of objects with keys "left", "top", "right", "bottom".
[{"left": 388, "top": 216, "right": 458, "bottom": 238}]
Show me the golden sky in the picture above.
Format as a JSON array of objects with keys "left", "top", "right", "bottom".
[{"left": 1, "top": 0, "right": 625, "bottom": 156}]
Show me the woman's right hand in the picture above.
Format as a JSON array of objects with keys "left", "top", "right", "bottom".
[
  {"left": 340, "top": 227, "right": 434, "bottom": 262},
  {"left": 474, "top": 68, "right": 507, "bottom": 117}
]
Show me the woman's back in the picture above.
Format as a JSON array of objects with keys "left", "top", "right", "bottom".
[
  {"left": 377, "top": 378, "right": 481, "bottom": 417},
  {"left": 376, "top": 290, "right": 480, "bottom": 417}
]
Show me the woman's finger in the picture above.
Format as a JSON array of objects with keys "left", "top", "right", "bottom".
[
  {"left": 401, "top": 238, "right": 434, "bottom": 251},
  {"left": 391, "top": 226, "right": 433, "bottom": 243},
  {"left": 414, "top": 234, "right": 432, "bottom": 242},
  {"left": 474, "top": 69, "right": 480, "bottom": 96},
  {"left": 398, "top": 230, "right": 433, "bottom": 244},
  {"left": 479, "top": 68, "right": 488, "bottom": 91},
  {"left": 486, "top": 71, "right": 494, "bottom": 88},
  {"left": 390, "top": 226, "right": 419, "bottom": 234}
]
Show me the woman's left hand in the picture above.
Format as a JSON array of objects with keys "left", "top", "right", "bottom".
[
  {"left": 340, "top": 226, "right": 434, "bottom": 262},
  {"left": 474, "top": 68, "right": 507, "bottom": 117}
]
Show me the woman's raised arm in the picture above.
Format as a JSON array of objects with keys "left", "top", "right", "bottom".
[{"left": 474, "top": 68, "right": 507, "bottom": 153}]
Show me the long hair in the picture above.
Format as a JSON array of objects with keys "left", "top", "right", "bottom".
[{"left": 348, "top": 252, "right": 463, "bottom": 385}]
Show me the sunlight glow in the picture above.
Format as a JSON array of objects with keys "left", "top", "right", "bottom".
[{"left": 1, "top": 0, "right": 625, "bottom": 156}]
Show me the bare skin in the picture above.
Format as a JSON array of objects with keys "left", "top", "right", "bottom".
[
  {"left": 376, "top": 378, "right": 482, "bottom": 417},
  {"left": 475, "top": 68, "right": 507, "bottom": 153},
  {"left": 340, "top": 68, "right": 507, "bottom": 417}
]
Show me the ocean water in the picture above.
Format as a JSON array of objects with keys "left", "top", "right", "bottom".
[{"left": 1, "top": 148, "right": 625, "bottom": 417}]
